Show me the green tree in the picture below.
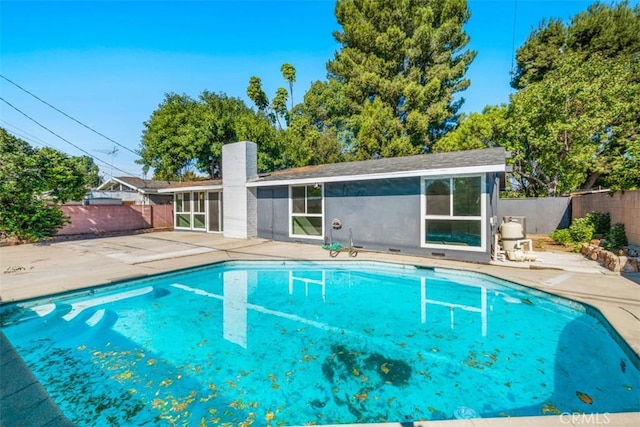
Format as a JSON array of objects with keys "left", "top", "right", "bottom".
[
  {"left": 138, "top": 93, "right": 202, "bottom": 180},
  {"left": 434, "top": 105, "right": 509, "bottom": 152},
  {"left": 507, "top": 53, "right": 639, "bottom": 196},
  {"left": 247, "top": 64, "right": 297, "bottom": 129},
  {"left": 512, "top": 1, "right": 640, "bottom": 89},
  {"left": 324, "top": 0, "right": 476, "bottom": 157},
  {"left": 280, "top": 63, "right": 296, "bottom": 110},
  {"left": 139, "top": 92, "right": 280, "bottom": 179},
  {"left": 0, "top": 128, "right": 97, "bottom": 241}
]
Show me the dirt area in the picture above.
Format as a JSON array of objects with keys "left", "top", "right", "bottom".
[{"left": 528, "top": 234, "right": 577, "bottom": 253}]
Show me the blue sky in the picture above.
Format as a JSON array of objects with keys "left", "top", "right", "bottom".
[{"left": 1, "top": 0, "right": 632, "bottom": 178}]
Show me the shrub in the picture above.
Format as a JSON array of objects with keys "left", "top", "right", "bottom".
[
  {"left": 550, "top": 229, "right": 573, "bottom": 246},
  {"left": 585, "top": 211, "right": 610, "bottom": 236},
  {"left": 604, "top": 223, "right": 628, "bottom": 251},
  {"left": 568, "top": 217, "right": 595, "bottom": 243}
]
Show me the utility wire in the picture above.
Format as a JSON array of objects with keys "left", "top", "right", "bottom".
[
  {"left": 510, "top": 0, "right": 519, "bottom": 73},
  {"left": 0, "top": 96, "right": 141, "bottom": 177},
  {"left": 1, "top": 119, "right": 58, "bottom": 149},
  {"left": 0, "top": 74, "right": 139, "bottom": 155}
]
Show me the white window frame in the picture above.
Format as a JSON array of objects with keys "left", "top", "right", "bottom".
[
  {"left": 289, "top": 184, "right": 324, "bottom": 240},
  {"left": 420, "top": 174, "right": 486, "bottom": 252},
  {"left": 174, "top": 192, "right": 192, "bottom": 230}
]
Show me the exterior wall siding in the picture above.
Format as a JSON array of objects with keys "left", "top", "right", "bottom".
[
  {"left": 257, "top": 176, "right": 496, "bottom": 263},
  {"left": 57, "top": 205, "right": 173, "bottom": 236}
]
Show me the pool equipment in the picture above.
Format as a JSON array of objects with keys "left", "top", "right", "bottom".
[{"left": 499, "top": 217, "right": 537, "bottom": 262}]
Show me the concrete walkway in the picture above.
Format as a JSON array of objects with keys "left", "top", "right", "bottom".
[{"left": 1, "top": 231, "right": 639, "bottom": 426}]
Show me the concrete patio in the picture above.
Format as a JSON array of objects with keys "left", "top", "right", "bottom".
[{"left": 1, "top": 231, "right": 639, "bottom": 426}]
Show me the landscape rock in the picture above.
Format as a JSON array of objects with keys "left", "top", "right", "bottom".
[{"left": 580, "top": 243, "right": 640, "bottom": 273}]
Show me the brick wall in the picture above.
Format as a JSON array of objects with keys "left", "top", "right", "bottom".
[
  {"left": 571, "top": 190, "right": 640, "bottom": 246},
  {"left": 58, "top": 205, "right": 174, "bottom": 235}
]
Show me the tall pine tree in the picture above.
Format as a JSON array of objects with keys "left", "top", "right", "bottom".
[{"left": 326, "top": 0, "right": 476, "bottom": 158}]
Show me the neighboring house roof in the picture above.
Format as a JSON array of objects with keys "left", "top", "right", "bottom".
[
  {"left": 157, "top": 179, "right": 223, "bottom": 193},
  {"left": 248, "top": 147, "right": 509, "bottom": 187},
  {"left": 97, "top": 176, "right": 177, "bottom": 193}
]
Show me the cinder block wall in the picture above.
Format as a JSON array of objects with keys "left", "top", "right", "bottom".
[
  {"left": 57, "top": 205, "right": 171, "bottom": 235},
  {"left": 571, "top": 190, "right": 640, "bottom": 246}
]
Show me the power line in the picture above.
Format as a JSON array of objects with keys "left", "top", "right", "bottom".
[
  {"left": 510, "top": 0, "right": 519, "bottom": 73},
  {"left": 0, "top": 96, "right": 141, "bottom": 177},
  {"left": 1, "top": 120, "right": 58, "bottom": 149},
  {"left": 0, "top": 74, "right": 139, "bottom": 155}
]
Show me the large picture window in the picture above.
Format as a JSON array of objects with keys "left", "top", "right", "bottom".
[
  {"left": 422, "top": 176, "right": 484, "bottom": 249},
  {"left": 290, "top": 184, "right": 323, "bottom": 238}
]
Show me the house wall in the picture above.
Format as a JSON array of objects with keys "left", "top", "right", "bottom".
[
  {"left": 257, "top": 175, "right": 497, "bottom": 263},
  {"left": 57, "top": 205, "right": 173, "bottom": 236},
  {"left": 571, "top": 190, "right": 640, "bottom": 246}
]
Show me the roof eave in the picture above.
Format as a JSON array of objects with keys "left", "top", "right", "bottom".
[
  {"left": 157, "top": 184, "right": 224, "bottom": 193},
  {"left": 246, "top": 164, "right": 507, "bottom": 187}
]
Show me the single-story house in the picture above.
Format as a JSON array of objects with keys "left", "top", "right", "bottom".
[
  {"left": 158, "top": 141, "right": 509, "bottom": 263},
  {"left": 90, "top": 176, "right": 176, "bottom": 205}
]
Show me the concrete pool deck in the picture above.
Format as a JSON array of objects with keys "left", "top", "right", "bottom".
[{"left": 1, "top": 231, "right": 639, "bottom": 426}]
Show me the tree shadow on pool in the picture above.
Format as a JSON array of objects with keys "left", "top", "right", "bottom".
[{"left": 480, "top": 313, "right": 640, "bottom": 419}]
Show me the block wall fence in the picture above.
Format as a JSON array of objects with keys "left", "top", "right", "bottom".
[
  {"left": 57, "top": 205, "right": 173, "bottom": 236},
  {"left": 571, "top": 189, "right": 639, "bottom": 247}
]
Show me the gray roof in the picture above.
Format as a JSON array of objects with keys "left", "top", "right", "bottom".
[
  {"left": 98, "top": 177, "right": 177, "bottom": 192},
  {"left": 253, "top": 147, "right": 507, "bottom": 183}
]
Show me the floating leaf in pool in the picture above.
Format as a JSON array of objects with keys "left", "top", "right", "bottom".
[
  {"left": 623, "top": 384, "right": 633, "bottom": 391},
  {"left": 354, "top": 392, "right": 368, "bottom": 402},
  {"left": 76, "top": 345, "right": 86, "bottom": 351},
  {"left": 159, "top": 378, "right": 173, "bottom": 387},
  {"left": 542, "top": 403, "right": 561, "bottom": 414},
  {"left": 576, "top": 391, "right": 593, "bottom": 405},
  {"left": 352, "top": 368, "right": 360, "bottom": 376},
  {"left": 197, "top": 339, "right": 208, "bottom": 347},
  {"left": 522, "top": 298, "right": 534, "bottom": 305},
  {"left": 621, "top": 359, "right": 627, "bottom": 373},
  {"left": 504, "top": 382, "right": 511, "bottom": 388},
  {"left": 147, "top": 358, "right": 156, "bottom": 366},
  {"left": 380, "top": 363, "right": 390, "bottom": 374},
  {"left": 266, "top": 410, "right": 275, "bottom": 421}
]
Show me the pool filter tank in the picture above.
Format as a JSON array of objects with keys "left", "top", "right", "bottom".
[{"left": 500, "top": 220, "right": 525, "bottom": 252}]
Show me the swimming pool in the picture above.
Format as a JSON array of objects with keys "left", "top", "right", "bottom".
[{"left": 1, "top": 260, "right": 638, "bottom": 425}]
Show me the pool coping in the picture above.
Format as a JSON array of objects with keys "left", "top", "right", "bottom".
[{"left": 1, "top": 231, "right": 639, "bottom": 426}]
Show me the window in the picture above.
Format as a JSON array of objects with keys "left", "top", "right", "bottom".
[
  {"left": 175, "top": 193, "right": 191, "bottom": 228},
  {"left": 290, "top": 184, "right": 323, "bottom": 238},
  {"left": 422, "top": 176, "right": 484, "bottom": 249},
  {"left": 193, "top": 191, "right": 206, "bottom": 230}
]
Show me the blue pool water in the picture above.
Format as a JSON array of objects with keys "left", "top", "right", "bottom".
[{"left": 1, "top": 261, "right": 639, "bottom": 426}]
